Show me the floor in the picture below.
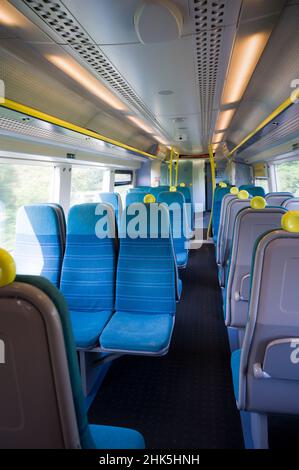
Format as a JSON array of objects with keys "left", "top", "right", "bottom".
[{"left": 89, "top": 245, "right": 244, "bottom": 449}]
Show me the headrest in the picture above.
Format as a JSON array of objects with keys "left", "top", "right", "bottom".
[
  {"left": 189, "top": 183, "right": 193, "bottom": 187},
  {"left": 230, "top": 186, "right": 239, "bottom": 195},
  {"left": 169, "top": 186, "right": 177, "bottom": 192},
  {"left": 237, "top": 190, "right": 249, "bottom": 200},
  {"left": 281, "top": 211, "right": 299, "bottom": 233},
  {"left": 179, "top": 182, "right": 186, "bottom": 187},
  {"left": 0, "top": 249, "right": 16, "bottom": 287},
  {"left": 219, "top": 182, "right": 227, "bottom": 188},
  {"left": 250, "top": 196, "right": 266, "bottom": 210},
  {"left": 143, "top": 193, "right": 156, "bottom": 203}
]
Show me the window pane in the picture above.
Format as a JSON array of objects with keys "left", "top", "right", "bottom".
[
  {"left": 275, "top": 160, "right": 299, "bottom": 196},
  {"left": 70, "top": 166, "right": 105, "bottom": 205},
  {"left": 114, "top": 170, "right": 133, "bottom": 186},
  {"left": 0, "top": 163, "right": 53, "bottom": 251},
  {"left": 255, "top": 178, "right": 269, "bottom": 193}
]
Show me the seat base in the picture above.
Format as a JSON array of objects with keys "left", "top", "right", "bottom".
[
  {"left": 70, "top": 310, "right": 112, "bottom": 349},
  {"left": 89, "top": 424, "right": 145, "bottom": 449},
  {"left": 99, "top": 311, "right": 175, "bottom": 355}
]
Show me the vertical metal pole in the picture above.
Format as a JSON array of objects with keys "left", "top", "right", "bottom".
[
  {"left": 207, "top": 144, "right": 216, "bottom": 239},
  {"left": 175, "top": 151, "right": 180, "bottom": 186}
]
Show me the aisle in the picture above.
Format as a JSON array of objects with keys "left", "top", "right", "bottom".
[{"left": 89, "top": 246, "right": 244, "bottom": 449}]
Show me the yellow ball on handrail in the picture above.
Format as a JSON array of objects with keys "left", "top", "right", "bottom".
[
  {"left": 230, "top": 187, "right": 239, "bottom": 195},
  {"left": 281, "top": 211, "right": 299, "bottom": 233},
  {"left": 0, "top": 249, "right": 16, "bottom": 287},
  {"left": 169, "top": 186, "right": 177, "bottom": 192},
  {"left": 219, "top": 182, "right": 227, "bottom": 188},
  {"left": 179, "top": 183, "right": 186, "bottom": 187},
  {"left": 237, "top": 190, "right": 249, "bottom": 200},
  {"left": 143, "top": 194, "right": 156, "bottom": 204},
  {"left": 250, "top": 196, "right": 266, "bottom": 210}
]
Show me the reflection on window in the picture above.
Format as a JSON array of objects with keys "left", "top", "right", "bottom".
[
  {"left": 255, "top": 178, "right": 269, "bottom": 194},
  {"left": 70, "top": 166, "right": 105, "bottom": 206},
  {"left": 0, "top": 163, "right": 53, "bottom": 251},
  {"left": 275, "top": 160, "right": 299, "bottom": 196}
]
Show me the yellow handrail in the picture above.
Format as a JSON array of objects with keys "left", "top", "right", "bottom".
[
  {"left": 175, "top": 151, "right": 180, "bottom": 186},
  {"left": 225, "top": 92, "right": 299, "bottom": 159},
  {"left": 0, "top": 98, "right": 158, "bottom": 160},
  {"left": 169, "top": 146, "right": 174, "bottom": 186},
  {"left": 207, "top": 144, "right": 216, "bottom": 239}
]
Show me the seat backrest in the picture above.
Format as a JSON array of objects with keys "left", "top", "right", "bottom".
[
  {"left": 212, "top": 187, "right": 231, "bottom": 241},
  {"left": 129, "top": 187, "right": 149, "bottom": 193},
  {"left": 0, "top": 274, "right": 93, "bottom": 448},
  {"left": 149, "top": 186, "right": 165, "bottom": 199},
  {"left": 177, "top": 186, "right": 192, "bottom": 203},
  {"left": 60, "top": 203, "right": 116, "bottom": 313},
  {"left": 265, "top": 192, "right": 293, "bottom": 206},
  {"left": 238, "top": 225, "right": 299, "bottom": 415},
  {"left": 126, "top": 191, "right": 147, "bottom": 207},
  {"left": 157, "top": 191, "right": 188, "bottom": 256},
  {"left": 116, "top": 203, "right": 177, "bottom": 315},
  {"left": 218, "top": 197, "right": 251, "bottom": 269},
  {"left": 99, "top": 192, "right": 122, "bottom": 226},
  {"left": 14, "top": 204, "right": 65, "bottom": 287},
  {"left": 216, "top": 194, "right": 236, "bottom": 263},
  {"left": 225, "top": 206, "right": 287, "bottom": 328},
  {"left": 239, "top": 185, "right": 265, "bottom": 197},
  {"left": 282, "top": 197, "right": 299, "bottom": 211}
]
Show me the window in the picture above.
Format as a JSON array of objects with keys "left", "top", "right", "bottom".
[
  {"left": 254, "top": 178, "right": 269, "bottom": 194},
  {"left": 114, "top": 170, "right": 133, "bottom": 206},
  {"left": 70, "top": 166, "right": 105, "bottom": 206},
  {"left": 275, "top": 160, "right": 299, "bottom": 196},
  {"left": 0, "top": 162, "right": 53, "bottom": 251}
]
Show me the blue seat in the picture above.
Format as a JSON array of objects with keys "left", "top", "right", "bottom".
[
  {"left": 0, "top": 273, "right": 144, "bottom": 449},
  {"left": 14, "top": 204, "right": 65, "bottom": 287},
  {"left": 99, "top": 192, "right": 122, "bottom": 226},
  {"left": 129, "top": 187, "right": 149, "bottom": 193},
  {"left": 149, "top": 186, "right": 165, "bottom": 199},
  {"left": 100, "top": 203, "right": 178, "bottom": 355},
  {"left": 126, "top": 191, "right": 147, "bottom": 207},
  {"left": 60, "top": 203, "right": 116, "bottom": 349},
  {"left": 177, "top": 186, "right": 194, "bottom": 230},
  {"left": 239, "top": 185, "right": 265, "bottom": 197},
  {"left": 158, "top": 191, "right": 189, "bottom": 268},
  {"left": 212, "top": 187, "right": 231, "bottom": 242},
  {"left": 265, "top": 192, "right": 293, "bottom": 206}
]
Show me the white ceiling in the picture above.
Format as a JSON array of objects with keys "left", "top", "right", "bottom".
[{"left": 0, "top": 0, "right": 296, "bottom": 161}]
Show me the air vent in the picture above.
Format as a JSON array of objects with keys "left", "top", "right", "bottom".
[
  {"left": 191, "top": 0, "right": 225, "bottom": 143},
  {"left": 21, "top": 0, "right": 168, "bottom": 137}
]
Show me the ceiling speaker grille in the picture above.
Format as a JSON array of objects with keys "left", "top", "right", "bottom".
[
  {"left": 22, "top": 0, "right": 166, "bottom": 133},
  {"left": 191, "top": 0, "right": 226, "bottom": 143}
]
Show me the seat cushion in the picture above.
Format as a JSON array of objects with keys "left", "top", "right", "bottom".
[
  {"left": 177, "top": 278, "right": 182, "bottom": 299},
  {"left": 70, "top": 310, "right": 112, "bottom": 349},
  {"left": 231, "top": 348, "right": 241, "bottom": 402},
  {"left": 89, "top": 424, "right": 145, "bottom": 449},
  {"left": 176, "top": 251, "right": 188, "bottom": 268},
  {"left": 100, "top": 311, "right": 174, "bottom": 354}
]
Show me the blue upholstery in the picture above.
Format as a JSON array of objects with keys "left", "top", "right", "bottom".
[
  {"left": 126, "top": 191, "right": 147, "bottom": 207},
  {"left": 100, "top": 311, "right": 174, "bottom": 353},
  {"left": 231, "top": 348, "right": 241, "bottom": 402},
  {"left": 149, "top": 186, "right": 165, "bottom": 199},
  {"left": 239, "top": 185, "right": 265, "bottom": 197},
  {"left": 60, "top": 203, "right": 116, "bottom": 349},
  {"left": 212, "top": 187, "right": 230, "bottom": 241},
  {"left": 16, "top": 275, "right": 144, "bottom": 449},
  {"left": 15, "top": 204, "right": 64, "bottom": 287},
  {"left": 129, "top": 187, "right": 149, "bottom": 193},
  {"left": 158, "top": 191, "right": 189, "bottom": 268},
  {"left": 99, "top": 192, "right": 122, "bottom": 226},
  {"left": 89, "top": 424, "right": 145, "bottom": 449},
  {"left": 100, "top": 203, "right": 177, "bottom": 354},
  {"left": 70, "top": 310, "right": 112, "bottom": 349}
]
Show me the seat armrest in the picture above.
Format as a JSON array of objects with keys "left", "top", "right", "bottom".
[{"left": 234, "top": 274, "right": 250, "bottom": 302}]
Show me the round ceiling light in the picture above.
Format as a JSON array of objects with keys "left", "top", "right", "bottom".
[{"left": 134, "top": 0, "right": 183, "bottom": 44}]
